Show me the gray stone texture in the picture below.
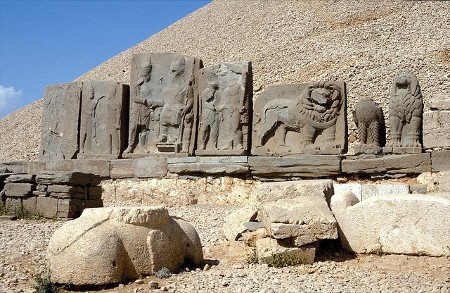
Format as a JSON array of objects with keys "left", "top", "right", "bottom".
[
  {"left": 256, "top": 238, "right": 316, "bottom": 266},
  {"left": 133, "top": 157, "right": 168, "bottom": 178},
  {"left": 45, "top": 159, "right": 110, "bottom": 178},
  {"left": 124, "top": 53, "right": 202, "bottom": 156},
  {"left": 167, "top": 156, "right": 249, "bottom": 175},
  {"left": 36, "top": 197, "right": 58, "bottom": 218},
  {"left": 387, "top": 70, "right": 423, "bottom": 153},
  {"left": 423, "top": 110, "right": 450, "bottom": 149},
  {"left": 249, "top": 155, "right": 341, "bottom": 178},
  {"left": 36, "top": 172, "right": 94, "bottom": 186},
  {"left": 432, "top": 150, "right": 450, "bottom": 171},
  {"left": 196, "top": 61, "right": 252, "bottom": 156},
  {"left": 427, "top": 94, "right": 450, "bottom": 111},
  {"left": 252, "top": 81, "right": 347, "bottom": 156},
  {"left": 254, "top": 180, "right": 334, "bottom": 203},
  {"left": 352, "top": 99, "right": 385, "bottom": 155},
  {"left": 79, "top": 81, "right": 130, "bottom": 159},
  {"left": 40, "top": 83, "right": 82, "bottom": 161},
  {"left": 4, "top": 183, "right": 35, "bottom": 198},
  {"left": 5, "top": 174, "right": 35, "bottom": 183},
  {"left": 342, "top": 153, "right": 431, "bottom": 175},
  {"left": 0, "top": 161, "right": 29, "bottom": 173},
  {"left": 110, "top": 159, "right": 134, "bottom": 179}
]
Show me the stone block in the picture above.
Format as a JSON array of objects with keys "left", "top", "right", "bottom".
[
  {"left": 40, "top": 83, "right": 81, "bottom": 161},
  {"left": 334, "top": 183, "right": 410, "bottom": 201},
  {"left": 196, "top": 61, "right": 252, "bottom": 156},
  {"left": 4, "top": 183, "right": 35, "bottom": 198},
  {"left": 125, "top": 53, "right": 202, "bottom": 156},
  {"left": 260, "top": 196, "right": 337, "bottom": 245},
  {"left": 256, "top": 238, "right": 316, "bottom": 266},
  {"left": 428, "top": 94, "right": 450, "bottom": 111},
  {"left": 57, "top": 199, "right": 82, "bottom": 218},
  {"left": 47, "top": 185, "right": 86, "bottom": 194},
  {"left": 342, "top": 153, "right": 431, "bottom": 175},
  {"left": 331, "top": 192, "right": 450, "bottom": 256},
  {"left": 423, "top": 111, "right": 450, "bottom": 149},
  {"left": 248, "top": 155, "right": 341, "bottom": 178},
  {"left": 252, "top": 81, "right": 347, "bottom": 156},
  {"left": 79, "top": 81, "right": 129, "bottom": 159},
  {"left": 222, "top": 205, "right": 259, "bottom": 241},
  {"left": 22, "top": 196, "right": 37, "bottom": 213},
  {"left": 0, "top": 161, "right": 29, "bottom": 173},
  {"left": 432, "top": 150, "right": 450, "bottom": 171},
  {"left": 50, "top": 192, "right": 86, "bottom": 200},
  {"left": 45, "top": 160, "right": 110, "bottom": 178},
  {"left": 36, "top": 197, "right": 58, "bottom": 218},
  {"left": 5, "top": 174, "right": 35, "bottom": 183},
  {"left": 333, "top": 183, "right": 363, "bottom": 201},
  {"left": 5, "top": 197, "right": 22, "bottom": 211},
  {"left": 47, "top": 207, "right": 203, "bottom": 285},
  {"left": 134, "top": 157, "right": 167, "bottom": 178},
  {"left": 36, "top": 172, "right": 94, "bottom": 186},
  {"left": 168, "top": 159, "right": 249, "bottom": 175},
  {"left": 27, "top": 161, "right": 46, "bottom": 174},
  {"left": 255, "top": 179, "right": 334, "bottom": 203},
  {"left": 110, "top": 159, "right": 134, "bottom": 179}
]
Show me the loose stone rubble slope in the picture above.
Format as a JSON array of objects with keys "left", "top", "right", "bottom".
[{"left": 1, "top": 0, "right": 448, "bottom": 161}]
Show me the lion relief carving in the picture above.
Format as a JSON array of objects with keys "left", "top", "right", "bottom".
[{"left": 253, "top": 81, "right": 346, "bottom": 155}]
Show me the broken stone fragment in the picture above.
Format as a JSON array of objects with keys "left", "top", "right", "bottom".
[{"left": 256, "top": 238, "right": 316, "bottom": 266}]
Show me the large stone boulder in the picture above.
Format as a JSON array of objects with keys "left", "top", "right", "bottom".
[
  {"left": 331, "top": 191, "right": 450, "bottom": 256},
  {"left": 47, "top": 206, "right": 203, "bottom": 285}
]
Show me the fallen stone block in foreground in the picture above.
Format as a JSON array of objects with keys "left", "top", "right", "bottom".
[
  {"left": 47, "top": 206, "right": 203, "bottom": 285},
  {"left": 331, "top": 191, "right": 450, "bottom": 256},
  {"left": 256, "top": 238, "right": 316, "bottom": 266}
]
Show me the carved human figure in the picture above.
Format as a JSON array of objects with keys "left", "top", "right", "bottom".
[
  {"left": 388, "top": 70, "right": 423, "bottom": 148},
  {"left": 199, "top": 80, "right": 220, "bottom": 150},
  {"left": 352, "top": 99, "right": 385, "bottom": 154},
  {"left": 257, "top": 81, "right": 344, "bottom": 154},
  {"left": 124, "top": 59, "right": 163, "bottom": 154},
  {"left": 158, "top": 57, "right": 194, "bottom": 151}
]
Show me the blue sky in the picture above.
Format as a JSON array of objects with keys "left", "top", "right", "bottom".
[{"left": 0, "top": 0, "right": 211, "bottom": 118}]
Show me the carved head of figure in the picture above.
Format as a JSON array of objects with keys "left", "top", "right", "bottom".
[
  {"left": 303, "top": 81, "right": 343, "bottom": 122},
  {"left": 170, "top": 57, "right": 186, "bottom": 77},
  {"left": 137, "top": 59, "right": 152, "bottom": 85},
  {"left": 391, "top": 70, "right": 419, "bottom": 94}
]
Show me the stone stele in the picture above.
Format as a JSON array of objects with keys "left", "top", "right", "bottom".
[
  {"left": 47, "top": 206, "right": 203, "bottom": 285},
  {"left": 196, "top": 61, "right": 252, "bottom": 156},
  {"left": 331, "top": 191, "right": 450, "bottom": 256},
  {"left": 40, "top": 83, "right": 82, "bottom": 161},
  {"left": 124, "top": 53, "right": 202, "bottom": 156},
  {"left": 252, "top": 81, "right": 347, "bottom": 156},
  {"left": 79, "top": 81, "right": 130, "bottom": 159}
]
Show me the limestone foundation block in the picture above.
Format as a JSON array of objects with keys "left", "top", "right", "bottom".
[
  {"left": 331, "top": 191, "right": 450, "bottom": 256},
  {"left": 47, "top": 206, "right": 203, "bottom": 285},
  {"left": 256, "top": 238, "right": 316, "bottom": 266},
  {"left": 423, "top": 111, "right": 450, "bottom": 149},
  {"left": 222, "top": 205, "right": 259, "bottom": 241}
]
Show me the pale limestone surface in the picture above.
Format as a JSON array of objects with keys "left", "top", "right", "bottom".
[
  {"left": 331, "top": 191, "right": 450, "bottom": 256},
  {"left": 222, "top": 205, "right": 258, "bottom": 241},
  {"left": 47, "top": 206, "right": 203, "bottom": 285},
  {"left": 333, "top": 182, "right": 410, "bottom": 201},
  {"left": 255, "top": 238, "right": 316, "bottom": 266}
]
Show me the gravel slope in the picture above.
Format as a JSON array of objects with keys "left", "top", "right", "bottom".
[{"left": 1, "top": 0, "right": 449, "bottom": 161}]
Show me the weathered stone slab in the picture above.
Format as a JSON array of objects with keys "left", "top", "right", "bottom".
[
  {"left": 134, "top": 157, "right": 167, "bottom": 178},
  {"left": 4, "top": 183, "right": 35, "bottom": 198},
  {"left": 57, "top": 199, "right": 82, "bottom": 218},
  {"left": 36, "top": 172, "right": 94, "bottom": 186},
  {"left": 331, "top": 192, "right": 450, "bottom": 256},
  {"left": 423, "top": 111, "right": 450, "bottom": 149},
  {"left": 40, "top": 83, "right": 81, "bottom": 161},
  {"left": 428, "top": 94, "right": 450, "bottom": 111},
  {"left": 5, "top": 197, "right": 22, "bottom": 211},
  {"left": 333, "top": 183, "right": 410, "bottom": 201},
  {"left": 168, "top": 156, "right": 249, "bottom": 174},
  {"left": 79, "top": 81, "right": 129, "bottom": 159},
  {"left": 255, "top": 180, "right": 334, "bottom": 203},
  {"left": 47, "top": 185, "right": 85, "bottom": 194},
  {"left": 27, "top": 161, "right": 46, "bottom": 174},
  {"left": 5, "top": 174, "right": 35, "bottom": 183},
  {"left": 124, "top": 53, "right": 202, "bottom": 156},
  {"left": 260, "top": 196, "right": 338, "bottom": 245},
  {"left": 110, "top": 159, "right": 134, "bottom": 179},
  {"left": 196, "top": 61, "right": 252, "bottom": 156},
  {"left": 256, "top": 238, "right": 316, "bottom": 266},
  {"left": 47, "top": 207, "right": 203, "bottom": 285},
  {"left": 252, "top": 81, "right": 347, "bottom": 156},
  {"left": 36, "top": 197, "right": 58, "bottom": 218},
  {"left": 432, "top": 150, "right": 450, "bottom": 171},
  {"left": 44, "top": 160, "right": 110, "bottom": 178},
  {"left": 342, "top": 153, "right": 431, "bottom": 175},
  {"left": 22, "top": 196, "right": 37, "bottom": 213},
  {"left": 222, "top": 205, "right": 259, "bottom": 241},
  {"left": 0, "top": 161, "right": 29, "bottom": 173},
  {"left": 249, "top": 156, "right": 341, "bottom": 178}
]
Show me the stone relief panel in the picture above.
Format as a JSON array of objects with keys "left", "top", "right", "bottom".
[
  {"left": 252, "top": 81, "right": 347, "bottom": 156},
  {"left": 79, "top": 81, "right": 129, "bottom": 159},
  {"left": 196, "top": 61, "right": 252, "bottom": 155},
  {"left": 124, "top": 53, "right": 202, "bottom": 156},
  {"left": 352, "top": 99, "right": 385, "bottom": 155},
  {"left": 385, "top": 70, "right": 423, "bottom": 154},
  {"left": 40, "top": 83, "right": 82, "bottom": 161}
]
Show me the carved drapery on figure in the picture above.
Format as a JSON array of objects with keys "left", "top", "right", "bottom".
[
  {"left": 252, "top": 81, "right": 347, "bottom": 156},
  {"left": 352, "top": 99, "right": 385, "bottom": 155},
  {"left": 196, "top": 61, "right": 252, "bottom": 155},
  {"left": 124, "top": 53, "right": 202, "bottom": 156},
  {"left": 386, "top": 70, "right": 423, "bottom": 154},
  {"left": 79, "top": 81, "right": 129, "bottom": 159}
]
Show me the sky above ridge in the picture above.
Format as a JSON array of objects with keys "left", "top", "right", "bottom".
[{"left": 0, "top": 0, "right": 211, "bottom": 118}]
